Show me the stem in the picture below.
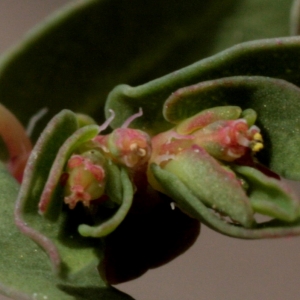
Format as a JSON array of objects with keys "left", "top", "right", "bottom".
[{"left": 0, "top": 104, "right": 32, "bottom": 181}]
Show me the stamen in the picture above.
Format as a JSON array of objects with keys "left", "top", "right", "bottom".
[
  {"left": 253, "top": 132, "right": 263, "bottom": 142},
  {"left": 99, "top": 109, "right": 115, "bottom": 133},
  {"left": 121, "top": 107, "right": 143, "bottom": 128},
  {"left": 26, "top": 107, "right": 48, "bottom": 137}
]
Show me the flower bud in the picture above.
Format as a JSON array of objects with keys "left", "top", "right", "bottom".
[
  {"left": 147, "top": 106, "right": 265, "bottom": 227},
  {"left": 64, "top": 150, "right": 106, "bottom": 209},
  {"left": 149, "top": 106, "right": 263, "bottom": 167},
  {"left": 93, "top": 108, "right": 152, "bottom": 169},
  {"left": 193, "top": 118, "right": 263, "bottom": 161},
  {"left": 106, "top": 128, "right": 151, "bottom": 168}
]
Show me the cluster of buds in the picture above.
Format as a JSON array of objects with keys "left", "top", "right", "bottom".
[
  {"left": 92, "top": 109, "right": 151, "bottom": 170},
  {"left": 62, "top": 105, "right": 272, "bottom": 229},
  {"left": 64, "top": 150, "right": 107, "bottom": 209},
  {"left": 63, "top": 108, "right": 152, "bottom": 209}
]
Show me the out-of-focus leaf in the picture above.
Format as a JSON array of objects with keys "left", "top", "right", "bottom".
[{"left": 0, "top": 0, "right": 293, "bottom": 140}]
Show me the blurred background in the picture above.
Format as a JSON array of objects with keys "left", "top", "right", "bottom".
[{"left": 0, "top": 1, "right": 299, "bottom": 299}]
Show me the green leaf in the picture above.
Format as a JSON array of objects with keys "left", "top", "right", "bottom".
[
  {"left": 106, "top": 37, "right": 300, "bottom": 133},
  {"left": 0, "top": 0, "right": 293, "bottom": 139},
  {"left": 78, "top": 167, "right": 134, "bottom": 238},
  {"left": 16, "top": 110, "right": 101, "bottom": 276},
  {"left": 233, "top": 165, "right": 300, "bottom": 222},
  {"left": 0, "top": 0, "right": 296, "bottom": 296},
  {"left": 151, "top": 163, "right": 300, "bottom": 239},
  {"left": 109, "top": 73, "right": 300, "bottom": 180},
  {"left": 164, "top": 76, "right": 300, "bottom": 180},
  {"left": 0, "top": 161, "right": 133, "bottom": 299},
  {"left": 153, "top": 146, "right": 255, "bottom": 228}
]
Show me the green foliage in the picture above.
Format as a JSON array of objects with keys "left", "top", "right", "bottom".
[{"left": 0, "top": 160, "right": 133, "bottom": 299}]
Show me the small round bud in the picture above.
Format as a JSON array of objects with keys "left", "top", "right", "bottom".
[{"left": 64, "top": 150, "right": 106, "bottom": 209}]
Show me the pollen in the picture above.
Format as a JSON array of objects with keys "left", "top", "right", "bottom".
[
  {"left": 250, "top": 132, "right": 264, "bottom": 152},
  {"left": 253, "top": 132, "right": 263, "bottom": 142},
  {"left": 251, "top": 142, "right": 264, "bottom": 152}
]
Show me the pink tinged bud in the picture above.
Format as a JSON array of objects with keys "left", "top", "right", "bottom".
[
  {"left": 193, "top": 119, "right": 263, "bottom": 161},
  {"left": 64, "top": 151, "right": 106, "bottom": 209},
  {"left": 106, "top": 128, "right": 152, "bottom": 168},
  {"left": 149, "top": 129, "right": 194, "bottom": 166},
  {"left": 240, "top": 108, "right": 257, "bottom": 126},
  {"left": 176, "top": 106, "right": 242, "bottom": 135},
  {"left": 93, "top": 108, "right": 152, "bottom": 169},
  {"left": 147, "top": 129, "right": 195, "bottom": 193}
]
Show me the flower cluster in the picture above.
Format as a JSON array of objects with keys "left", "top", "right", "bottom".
[
  {"left": 62, "top": 108, "right": 152, "bottom": 210},
  {"left": 13, "top": 104, "right": 300, "bottom": 245},
  {"left": 58, "top": 104, "right": 300, "bottom": 235}
]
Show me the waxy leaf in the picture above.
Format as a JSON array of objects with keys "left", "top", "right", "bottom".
[
  {"left": 0, "top": 161, "right": 133, "bottom": 299},
  {"left": 233, "top": 165, "right": 300, "bottom": 222},
  {"left": 14, "top": 110, "right": 104, "bottom": 279},
  {"left": 162, "top": 146, "right": 254, "bottom": 228},
  {"left": 106, "top": 37, "right": 300, "bottom": 134},
  {"left": 0, "top": 0, "right": 293, "bottom": 140},
  {"left": 151, "top": 163, "right": 300, "bottom": 239},
  {"left": 108, "top": 73, "right": 300, "bottom": 181}
]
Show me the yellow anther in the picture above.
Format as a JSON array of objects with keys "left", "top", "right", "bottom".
[
  {"left": 253, "top": 132, "right": 263, "bottom": 142},
  {"left": 251, "top": 142, "right": 264, "bottom": 152}
]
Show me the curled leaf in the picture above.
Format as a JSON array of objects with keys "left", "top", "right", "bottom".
[
  {"left": 151, "top": 145, "right": 255, "bottom": 228},
  {"left": 163, "top": 76, "right": 300, "bottom": 180},
  {"left": 78, "top": 166, "right": 134, "bottom": 238},
  {"left": 233, "top": 165, "right": 300, "bottom": 222},
  {"left": 106, "top": 36, "right": 300, "bottom": 134},
  {"left": 151, "top": 163, "right": 300, "bottom": 239}
]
